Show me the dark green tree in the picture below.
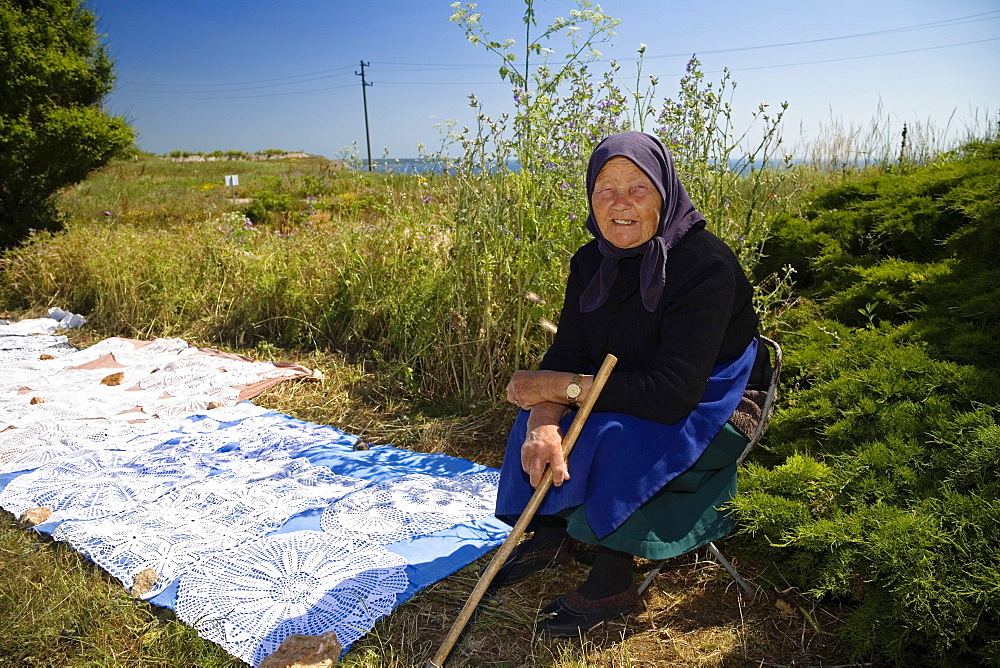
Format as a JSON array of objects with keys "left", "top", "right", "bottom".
[{"left": 0, "top": 0, "right": 134, "bottom": 248}]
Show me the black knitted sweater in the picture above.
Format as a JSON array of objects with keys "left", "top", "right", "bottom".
[{"left": 539, "top": 222, "right": 767, "bottom": 424}]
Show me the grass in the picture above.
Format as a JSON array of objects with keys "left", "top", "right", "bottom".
[
  {"left": 789, "top": 102, "right": 996, "bottom": 171},
  {"left": 342, "top": 549, "right": 852, "bottom": 667}
]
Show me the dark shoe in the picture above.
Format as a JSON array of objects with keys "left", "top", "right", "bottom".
[
  {"left": 484, "top": 537, "right": 570, "bottom": 588},
  {"left": 535, "top": 589, "right": 638, "bottom": 637}
]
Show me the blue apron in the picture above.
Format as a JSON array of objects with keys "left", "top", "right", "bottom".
[{"left": 495, "top": 339, "right": 756, "bottom": 540}]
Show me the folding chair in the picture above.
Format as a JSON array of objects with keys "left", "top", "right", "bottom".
[{"left": 637, "top": 335, "right": 783, "bottom": 597}]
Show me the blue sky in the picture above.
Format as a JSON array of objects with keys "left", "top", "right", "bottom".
[{"left": 91, "top": 0, "right": 1000, "bottom": 158}]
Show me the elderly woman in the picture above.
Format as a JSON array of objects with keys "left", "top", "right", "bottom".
[{"left": 493, "top": 131, "right": 770, "bottom": 636}]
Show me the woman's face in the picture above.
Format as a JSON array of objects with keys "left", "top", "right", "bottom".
[{"left": 591, "top": 156, "right": 663, "bottom": 249}]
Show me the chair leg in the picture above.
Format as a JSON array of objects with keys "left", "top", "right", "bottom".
[
  {"left": 638, "top": 544, "right": 755, "bottom": 597},
  {"left": 637, "top": 558, "right": 668, "bottom": 596},
  {"left": 707, "top": 541, "right": 754, "bottom": 596}
]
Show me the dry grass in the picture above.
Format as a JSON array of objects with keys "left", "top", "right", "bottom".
[
  {"left": 339, "top": 543, "right": 854, "bottom": 667},
  {"left": 0, "top": 510, "right": 239, "bottom": 666}
]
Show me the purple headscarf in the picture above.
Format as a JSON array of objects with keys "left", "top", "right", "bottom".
[{"left": 580, "top": 131, "right": 705, "bottom": 313}]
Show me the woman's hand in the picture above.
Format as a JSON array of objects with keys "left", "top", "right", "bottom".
[
  {"left": 506, "top": 370, "right": 593, "bottom": 409},
  {"left": 521, "top": 402, "right": 571, "bottom": 487}
]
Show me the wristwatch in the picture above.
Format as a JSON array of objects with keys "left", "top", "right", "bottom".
[{"left": 566, "top": 374, "right": 583, "bottom": 405}]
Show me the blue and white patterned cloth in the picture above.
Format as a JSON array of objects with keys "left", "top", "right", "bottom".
[{"left": 0, "top": 314, "right": 508, "bottom": 665}]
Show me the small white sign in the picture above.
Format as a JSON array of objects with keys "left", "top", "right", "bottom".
[{"left": 225, "top": 175, "right": 239, "bottom": 186}]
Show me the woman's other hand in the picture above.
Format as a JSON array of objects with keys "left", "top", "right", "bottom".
[{"left": 521, "top": 402, "right": 571, "bottom": 487}]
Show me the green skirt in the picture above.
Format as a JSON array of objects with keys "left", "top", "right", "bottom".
[{"left": 562, "top": 423, "right": 747, "bottom": 560}]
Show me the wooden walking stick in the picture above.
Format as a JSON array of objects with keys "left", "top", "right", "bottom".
[{"left": 428, "top": 353, "right": 618, "bottom": 668}]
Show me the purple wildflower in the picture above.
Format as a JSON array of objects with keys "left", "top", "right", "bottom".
[{"left": 422, "top": 196, "right": 432, "bottom": 204}]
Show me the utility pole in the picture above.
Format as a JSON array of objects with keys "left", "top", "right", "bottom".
[{"left": 356, "top": 60, "right": 373, "bottom": 172}]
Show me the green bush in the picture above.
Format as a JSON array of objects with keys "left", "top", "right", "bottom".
[
  {"left": 243, "top": 189, "right": 292, "bottom": 225},
  {"left": 735, "top": 139, "right": 1000, "bottom": 665},
  {"left": 0, "top": 0, "right": 134, "bottom": 248},
  {"left": 758, "top": 139, "right": 1000, "bottom": 364},
  {"left": 758, "top": 150, "right": 997, "bottom": 285}
]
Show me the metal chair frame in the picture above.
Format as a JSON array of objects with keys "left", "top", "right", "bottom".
[{"left": 637, "top": 335, "right": 783, "bottom": 597}]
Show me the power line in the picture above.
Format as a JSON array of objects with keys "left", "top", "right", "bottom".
[
  {"left": 118, "top": 64, "right": 355, "bottom": 88},
  {"left": 726, "top": 37, "right": 1000, "bottom": 73},
  {"left": 369, "top": 10, "right": 1000, "bottom": 67},
  {"left": 111, "top": 9, "right": 999, "bottom": 95},
  {"left": 376, "top": 80, "right": 507, "bottom": 85},
  {"left": 370, "top": 62, "right": 496, "bottom": 70},
  {"left": 111, "top": 34, "right": 997, "bottom": 101},
  {"left": 119, "top": 72, "right": 353, "bottom": 95},
  {"left": 643, "top": 10, "right": 1000, "bottom": 60},
  {"left": 113, "top": 82, "right": 357, "bottom": 100}
]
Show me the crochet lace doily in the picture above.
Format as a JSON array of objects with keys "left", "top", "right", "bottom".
[
  {"left": 0, "top": 334, "right": 313, "bottom": 471},
  {"left": 0, "top": 448, "right": 216, "bottom": 522},
  {"left": 0, "top": 402, "right": 299, "bottom": 476},
  {"left": 53, "top": 459, "right": 369, "bottom": 599},
  {"left": 321, "top": 472, "right": 500, "bottom": 545},
  {"left": 175, "top": 530, "right": 408, "bottom": 666},
  {"left": 123, "top": 412, "right": 353, "bottom": 462}
]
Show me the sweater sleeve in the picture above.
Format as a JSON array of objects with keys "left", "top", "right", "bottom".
[
  {"left": 538, "top": 252, "right": 590, "bottom": 373},
  {"left": 591, "top": 250, "right": 739, "bottom": 423}
]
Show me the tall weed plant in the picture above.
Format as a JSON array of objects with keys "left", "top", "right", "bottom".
[
  {"left": 792, "top": 101, "right": 1000, "bottom": 172},
  {"left": 441, "top": 0, "right": 792, "bottom": 399}
]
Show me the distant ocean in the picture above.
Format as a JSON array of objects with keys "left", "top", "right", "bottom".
[
  {"left": 361, "top": 158, "right": 520, "bottom": 174},
  {"left": 360, "top": 157, "right": 791, "bottom": 174}
]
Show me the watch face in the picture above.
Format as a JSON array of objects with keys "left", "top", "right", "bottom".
[{"left": 567, "top": 383, "right": 581, "bottom": 399}]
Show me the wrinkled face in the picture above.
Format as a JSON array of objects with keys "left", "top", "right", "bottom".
[{"left": 591, "top": 157, "right": 663, "bottom": 249}]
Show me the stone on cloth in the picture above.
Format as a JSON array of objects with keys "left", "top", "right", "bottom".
[{"left": 259, "top": 631, "right": 342, "bottom": 668}]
